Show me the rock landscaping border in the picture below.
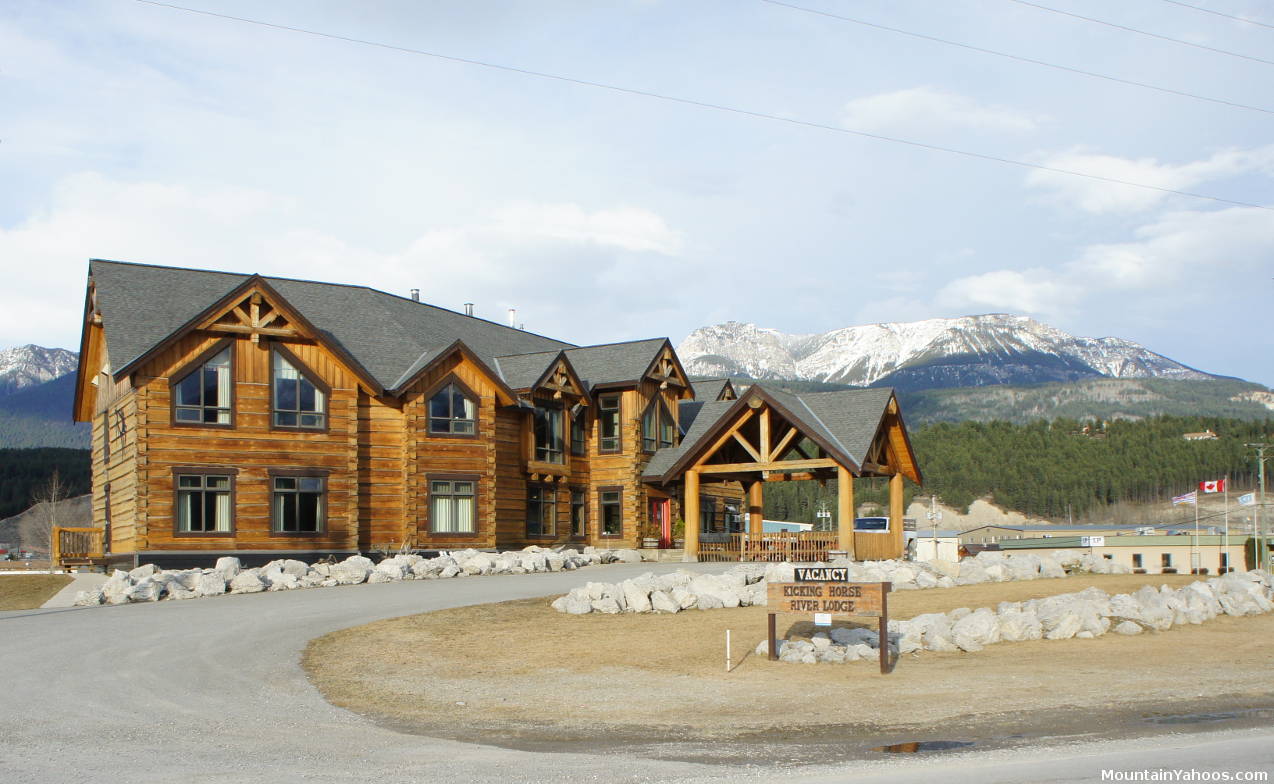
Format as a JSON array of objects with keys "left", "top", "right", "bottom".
[
  {"left": 763, "top": 569, "right": 1274, "bottom": 664},
  {"left": 549, "top": 549, "right": 1113, "bottom": 616},
  {"left": 71, "top": 546, "right": 645, "bottom": 607}
]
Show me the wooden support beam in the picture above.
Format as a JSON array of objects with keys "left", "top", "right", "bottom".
[
  {"left": 764, "top": 472, "right": 822, "bottom": 482},
  {"left": 700, "top": 457, "right": 837, "bottom": 474},
  {"left": 838, "top": 465, "right": 855, "bottom": 559},
  {"left": 861, "top": 460, "right": 889, "bottom": 475},
  {"left": 684, "top": 469, "right": 700, "bottom": 560},
  {"left": 771, "top": 425, "right": 800, "bottom": 461},
  {"left": 748, "top": 480, "right": 763, "bottom": 536},
  {"left": 731, "top": 431, "right": 763, "bottom": 462},
  {"left": 691, "top": 408, "right": 756, "bottom": 469},
  {"left": 759, "top": 407, "right": 772, "bottom": 461},
  {"left": 206, "top": 323, "right": 300, "bottom": 338}
]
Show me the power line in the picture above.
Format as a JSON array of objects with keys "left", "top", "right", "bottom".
[
  {"left": 1006, "top": 0, "right": 1274, "bottom": 67},
  {"left": 1158, "top": 0, "right": 1274, "bottom": 31},
  {"left": 758, "top": 0, "right": 1274, "bottom": 116},
  {"left": 131, "top": 0, "right": 1274, "bottom": 212}
]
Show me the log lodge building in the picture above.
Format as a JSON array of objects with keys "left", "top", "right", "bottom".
[{"left": 73, "top": 259, "right": 920, "bottom": 568}]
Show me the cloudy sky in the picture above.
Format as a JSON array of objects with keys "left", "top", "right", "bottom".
[{"left": 2, "top": 0, "right": 1272, "bottom": 385}]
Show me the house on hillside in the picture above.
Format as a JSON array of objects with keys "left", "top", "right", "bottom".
[{"left": 72, "top": 259, "right": 920, "bottom": 568}]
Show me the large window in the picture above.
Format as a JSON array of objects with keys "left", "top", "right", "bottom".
[
  {"left": 598, "top": 394, "right": 621, "bottom": 453},
  {"left": 272, "top": 475, "right": 325, "bottom": 534},
  {"left": 272, "top": 348, "right": 326, "bottom": 429},
  {"left": 428, "top": 381, "right": 477, "bottom": 435},
  {"left": 641, "top": 398, "right": 676, "bottom": 453},
  {"left": 570, "top": 409, "right": 587, "bottom": 456},
  {"left": 175, "top": 472, "right": 233, "bottom": 534},
  {"left": 600, "top": 487, "right": 622, "bottom": 537},
  {"left": 571, "top": 488, "right": 587, "bottom": 538},
  {"left": 173, "top": 344, "right": 232, "bottom": 425},
  {"left": 527, "top": 485, "right": 557, "bottom": 537},
  {"left": 430, "top": 478, "right": 476, "bottom": 534},
  {"left": 725, "top": 503, "right": 743, "bottom": 533},
  {"left": 533, "top": 404, "right": 563, "bottom": 464}
]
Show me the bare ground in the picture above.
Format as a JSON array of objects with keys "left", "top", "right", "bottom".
[
  {"left": 303, "top": 574, "right": 1274, "bottom": 762},
  {"left": 0, "top": 574, "right": 72, "bottom": 610}
]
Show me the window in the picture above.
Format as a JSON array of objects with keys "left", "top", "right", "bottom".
[
  {"left": 1161, "top": 553, "right": 1173, "bottom": 568},
  {"left": 428, "top": 381, "right": 476, "bottom": 435},
  {"left": 641, "top": 398, "right": 675, "bottom": 452},
  {"left": 173, "top": 344, "right": 232, "bottom": 425},
  {"left": 699, "top": 496, "right": 717, "bottom": 533},
  {"left": 272, "top": 347, "right": 327, "bottom": 429},
  {"left": 1220, "top": 552, "right": 1230, "bottom": 571},
  {"left": 429, "top": 478, "right": 476, "bottom": 534},
  {"left": 725, "top": 503, "right": 743, "bottom": 533},
  {"left": 600, "top": 488, "right": 622, "bottom": 537},
  {"left": 175, "top": 473, "right": 233, "bottom": 534},
  {"left": 571, "top": 488, "right": 587, "bottom": 537},
  {"left": 1132, "top": 553, "right": 1143, "bottom": 569},
  {"left": 527, "top": 485, "right": 557, "bottom": 537},
  {"left": 533, "top": 404, "right": 563, "bottom": 463},
  {"left": 598, "top": 394, "right": 621, "bottom": 453},
  {"left": 570, "top": 409, "right": 586, "bottom": 456},
  {"left": 272, "top": 475, "right": 325, "bottom": 533}
]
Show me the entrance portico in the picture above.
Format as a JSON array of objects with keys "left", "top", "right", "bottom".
[{"left": 644, "top": 385, "right": 922, "bottom": 561}]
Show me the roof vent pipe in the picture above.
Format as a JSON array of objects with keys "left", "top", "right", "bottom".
[
  {"left": 508, "top": 308, "right": 516, "bottom": 327},
  {"left": 410, "top": 288, "right": 420, "bottom": 302},
  {"left": 464, "top": 302, "right": 474, "bottom": 317}
]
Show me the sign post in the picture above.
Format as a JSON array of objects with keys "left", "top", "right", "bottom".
[{"left": 767, "top": 569, "right": 892, "bottom": 674}]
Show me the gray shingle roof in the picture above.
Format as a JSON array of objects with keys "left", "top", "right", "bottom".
[
  {"left": 643, "top": 384, "right": 905, "bottom": 483},
  {"left": 494, "top": 338, "right": 671, "bottom": 392},
  {"left": 91, "top": 259, "right": 572, "bottom": 391},
  {"left": 643, "top": 399, "right": 738, "bottom": 480},
  {"left": 692, "top": 378, "right": 735, "bottom": 401}
]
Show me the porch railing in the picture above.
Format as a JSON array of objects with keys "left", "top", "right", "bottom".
[
  {"left": 696, "top": 531, "right": 840, "bottom": 563},
  {"left": 52, "top": 527, "right": 105, "bottom": 566}
]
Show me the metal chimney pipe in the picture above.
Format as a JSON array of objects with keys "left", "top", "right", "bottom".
[
  {"left": 464, "top": 302, "right": 474, "bottom": 317},
  {"left": 507, "top": 308, "right": 516, "bottom": 327},
  {"left": 410, "top": 288, "right": 420, "bottom": 302}
]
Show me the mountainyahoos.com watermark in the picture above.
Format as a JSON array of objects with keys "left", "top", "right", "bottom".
[{"left": 1102, "top": 771, "right": 1268, "bottom": 782}]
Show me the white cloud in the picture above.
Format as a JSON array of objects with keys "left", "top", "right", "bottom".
[
  {"left": 0, "top": 173, "right": 686, "bottom": 350},
  {"left": 1026, "top": 146, "right": 1274, "bottom": 214},
  {"left": 841, "top": 87, "right": 1042, "bottom": 134},
  {"left": 935, "top": 205, "right": 1274, "bottom": 322}
]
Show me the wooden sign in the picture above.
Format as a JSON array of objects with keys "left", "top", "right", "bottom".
[
  {"left": 766, "top": 580, "right": 892, "bottom": 675},
  {"left": 768, "top": 581, "right": 886, "bottom": 617}
]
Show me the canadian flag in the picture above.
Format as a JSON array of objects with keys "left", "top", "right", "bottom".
[{"left": 1199, "top": 479, "right": 1227, "bottom": 493}]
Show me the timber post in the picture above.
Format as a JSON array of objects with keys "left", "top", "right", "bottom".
[
  {"left": 748, "top": 480, "right": 764, "bottom": 536},
  {"left": 837, "top": 465, "right": 855, "bottom": 559},
  {"left": 684, "top": 468, "right": 700, "bottom": 559},
  {"left": 889, "top": 472, "right": 904, "bottom": 555}
]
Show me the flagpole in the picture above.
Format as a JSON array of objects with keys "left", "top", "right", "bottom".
[
  {"left": 1223, "top": 476, "right": 1229, "bottom": 573},
  {"left": 1193, "top": 488, "right": 1199, "bottom": 575}
]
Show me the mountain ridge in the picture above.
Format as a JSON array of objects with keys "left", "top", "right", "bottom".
[{"left": 678, "top": 314, "right": 1223, "bottom": 391}]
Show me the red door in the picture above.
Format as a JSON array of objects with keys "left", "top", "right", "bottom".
[{"left": 650, "top": 498, "right": 671, "bottom": 548}]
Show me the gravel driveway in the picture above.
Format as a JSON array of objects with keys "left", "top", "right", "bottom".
[{"left": 3, "top": 562, "right": 1270, "bottom": 783}]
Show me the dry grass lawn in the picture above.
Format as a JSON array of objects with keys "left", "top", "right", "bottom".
[
  {"left": 304, "top": 574, "right": 1274, "bottom": 742},
  {"left": 0, "top": 574, "right": 72, "bottom": 610}
]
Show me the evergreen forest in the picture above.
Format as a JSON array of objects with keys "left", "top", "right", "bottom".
[
  {"left": 0, "top": 448, "right": 91, "bottom": 520},
  {"left": 763, "top": 415, "right": 1273, "bottom": 525}
]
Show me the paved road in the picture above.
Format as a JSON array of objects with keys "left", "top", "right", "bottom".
[{"left": 3, "top": 564, "right": 1271, "bottom": 783}]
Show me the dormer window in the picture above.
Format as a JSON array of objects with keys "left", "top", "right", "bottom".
[
  {"left": 272, "top": 347, "right": 327, "bottom": 430},
  {"left": 428, "top": 381, "right": 477, "bottom": 435},
  {"left": 641, "top": 398, "right": 676, "bottom": 452},
  {"left": 173, "top": 344, "right": 232, "bottom": 426}
]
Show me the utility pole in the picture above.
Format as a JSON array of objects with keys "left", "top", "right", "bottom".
[{"left": 1247, "top": 443, "right": 1269, "bottom": 572}]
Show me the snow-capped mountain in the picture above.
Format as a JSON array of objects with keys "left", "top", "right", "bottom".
[
  {"left": 0, "top": 345, "right": 79, "bottom": 396},
  {"left": 677, "top": 315, "right": 1219, "bottom": 390}
]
